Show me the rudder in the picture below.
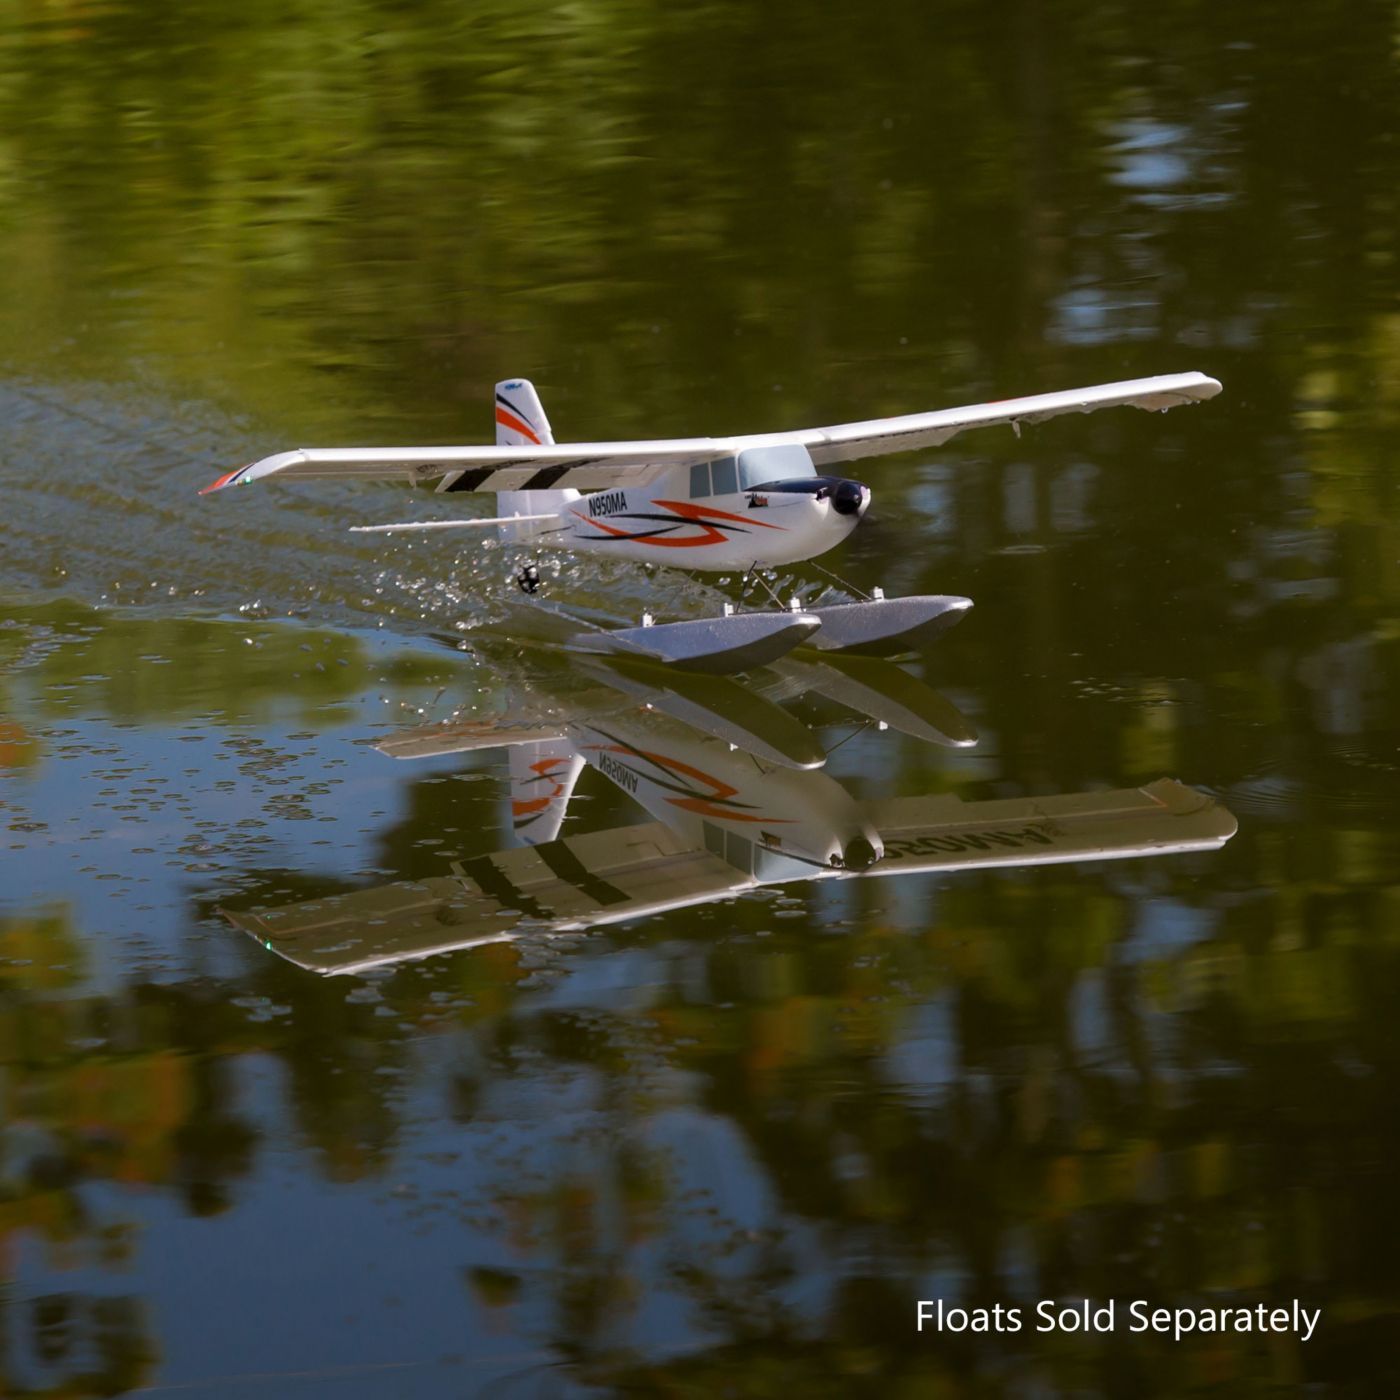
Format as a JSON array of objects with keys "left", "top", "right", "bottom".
[
  {"left": 495, "top": 379, "right": 554, "bottom": 448},
  {"left": 508, "top": 740, "right": 585, "bottom": 845},
  {"left": 495, "top": 378, "right": 579, "bottom": 546}
]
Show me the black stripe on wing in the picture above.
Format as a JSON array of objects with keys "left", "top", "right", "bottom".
[
  {"left": 457, "top": 856, "right": 551, "bottom": 918},
  {"left": 444, "top": 467, "right": 497, "bottom": 492},
  {"left": 531, "top": 840, "right": 630, "bottom": 906},
  {"left": 519, "top": 464, "right": 572, "bottom": 490},
  {"left": 444, "top": 458, "right": 646, "bottom": 493}
]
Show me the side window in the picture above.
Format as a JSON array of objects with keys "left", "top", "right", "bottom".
[
  {"left": 711, "top": 456, "right": 737, "bottom": 496},
  {"left": 690, "top": 462, "right": 711, "bottom": 499},
  {"left": 703, "top": 821, "right": 753, "bottom": 873},
  {"left": 724, "top": 829, "right": 754, "bottom": 874}
]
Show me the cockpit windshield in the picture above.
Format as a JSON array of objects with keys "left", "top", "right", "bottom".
[
  {"left": 688, "top": 444, "right": 816, "bottom": 498},
  {"left": 738, "top": 444, "right": 814, "bottom": 489}
]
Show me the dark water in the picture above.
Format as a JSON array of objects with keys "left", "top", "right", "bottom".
[{"left": 2, "top": 2, "right": 1399, "bottom": 1395}]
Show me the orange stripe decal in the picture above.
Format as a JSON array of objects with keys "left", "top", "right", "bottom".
[
  {"left": 653, "top": 499, "right": 784, "bottom": 529},
  {"left": 512, "top": 758, "right": 572, "bottom": 821},
  {"left": 495, "top": 408, "right": 542, "bottom": 444},
  {"left": 569, "top": 497, "right": 785, "bottom": 548},
  {"left": 581, "top": 744, "right": 794, "bottom": 823}
]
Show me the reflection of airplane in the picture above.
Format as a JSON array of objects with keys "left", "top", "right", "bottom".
[
  {"left": 231, "top": 775, "right": 1236, "bottom": 977},
  {"left": 226, "top": 659, "right": 1236, "bottom": 976},
  {"left": 202, "top": 373, "right": 1220, "bottom": 668},
  {"left": 389, "top": 701, "right": 884, "bottom": 870}
]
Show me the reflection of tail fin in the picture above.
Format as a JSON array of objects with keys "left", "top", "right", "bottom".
[
  {"left": 496, "top": 378, "right": 578, "bottom": 544},
  {"left": 508, "top": 739, "right": 584, "bottom": 845}
]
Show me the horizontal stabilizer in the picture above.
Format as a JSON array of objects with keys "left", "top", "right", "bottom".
[
  {"left": 378, "top": 719, "right": 568, "bottom": 759},
  {"left": 350, "top": 512, "right": 557, "bottom": 534}
]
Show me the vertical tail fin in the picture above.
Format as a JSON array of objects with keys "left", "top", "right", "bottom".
[
  {"left": 495, "top": 379, "right": 555, "bottom": 447},
  {"left": 495, "top": 378, "right": 578, "bottom": 544}
]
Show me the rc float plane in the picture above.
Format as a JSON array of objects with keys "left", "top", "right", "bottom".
[{"left": 203, "top": 371, "right": 1221, "bottom": 668}]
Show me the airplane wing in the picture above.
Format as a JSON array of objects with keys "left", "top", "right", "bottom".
[
  {"left": 202, "top": 372, "right": 1219, "bottom": 496},
  {"left": 787, "top": 371, "right": 1222, "bottom": 467},
  {"left": 201, "top": 438, "right": 737, "bottom": 495}
]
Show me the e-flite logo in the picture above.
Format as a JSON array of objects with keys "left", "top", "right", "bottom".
[{"left": 589, "top": 491, "right": 629, "bottom": 518}]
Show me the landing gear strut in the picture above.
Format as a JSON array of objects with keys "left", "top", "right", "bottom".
[
  {"left": 735, "top": 560, "right": 877, "bottom": 612},
  {"left": 516, "top": 563, "right": 541, "bottom": 595}
]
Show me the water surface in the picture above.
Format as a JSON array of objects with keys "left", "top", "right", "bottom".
[{"left": 2, "top": 2, "right": 1398, "bottom": 1395}]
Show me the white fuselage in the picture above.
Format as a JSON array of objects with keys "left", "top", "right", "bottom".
[{"left": 508, "top": 443, "right": 869, "bottom": 570}]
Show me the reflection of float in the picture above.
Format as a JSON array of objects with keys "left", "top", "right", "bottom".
[{"left": 226, "top": 655, "right": 1236, "bottom": 976}]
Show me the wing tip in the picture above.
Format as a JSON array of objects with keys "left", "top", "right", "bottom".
[{"left": 199, "top": 465, "right": 248, "bottom": 495}]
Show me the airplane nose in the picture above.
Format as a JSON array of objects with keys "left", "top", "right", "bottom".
[{"left": 831, "top": 479, "right": 867, "bottom": 517}]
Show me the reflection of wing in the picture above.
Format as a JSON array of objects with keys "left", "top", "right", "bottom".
[
  {"left": 226, "top": 821, "right": 750, "bottom": 976},
  {"left": 229, "top": 778, "right": 1235, "bottom": 976},
  {"left": 203, "top": 373, "right": 1219, "bottom": 494},
  {"left": 789, "top": 372, "right": 1221, "bottom": 467},
  {"left": 867, "top": 778, "right": 1236, "bottom": 873}
]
